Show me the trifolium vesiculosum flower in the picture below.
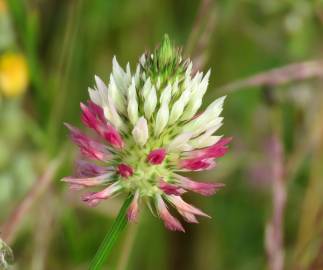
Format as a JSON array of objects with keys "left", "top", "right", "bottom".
[{"left": 62, "top": 35, "right": 231, "bottom": 232}]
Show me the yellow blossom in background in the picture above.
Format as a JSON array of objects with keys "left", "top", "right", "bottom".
[
  {"left": 0, "top": 0, "right": 6, "bottom": 13},
  {"left": 0, "top": 52, "right": 29, "bottom": 97}
]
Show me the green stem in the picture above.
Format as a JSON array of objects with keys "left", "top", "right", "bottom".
[{"left": 89, "top": 195, "right": 133, "bottom": 270}]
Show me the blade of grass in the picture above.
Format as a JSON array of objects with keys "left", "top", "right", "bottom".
[{"left": 89, "top": 195, "right": 133, "bottom": 270}]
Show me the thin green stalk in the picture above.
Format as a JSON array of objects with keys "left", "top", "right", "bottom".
[{"left": 89, "top": 195, "right": 133, "bottom": 270}]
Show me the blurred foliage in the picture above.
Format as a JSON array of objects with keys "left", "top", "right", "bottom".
[{"left": 0, "top": 0, "right": 323, "bottom": 269}]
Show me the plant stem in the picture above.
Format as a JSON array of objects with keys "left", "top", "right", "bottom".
[{"left": 89, "top": 195, "right": 133, "bottom": 270}]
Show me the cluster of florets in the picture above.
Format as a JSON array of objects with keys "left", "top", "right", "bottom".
[{"left": 63, "top": 36, "right": 231, "bottom": 232}]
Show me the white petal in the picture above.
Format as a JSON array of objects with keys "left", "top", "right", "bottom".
[
  {"left": 185, "top": 62, "right": 193, "bottom": 81},
  {"left": 127, "top": 78, "right": 139, "bottom": 125},
  {"left": 191, "top": 135, "right": 222, "bottom": 148},
  {"left": 154, "top": 103, "right": 169, "bottom": 136},
  {"left": 95, "top": 75, "right": 126, "bottom": 131},
  {"left": 88, "top": 87, "right": 101, "bottom": 105},
  {"left": 167, "top": 132, "right": 193, "bottom": 152},
  {"left": 112, "top": 56, "right": 130, "bottom": 93},
  {"left": 132, "top": 117, "right": 149, "bottom": 146},
  {"left": 172, "top": 79, "right": 179, "bottom": 96},
  {"left": 108, "top": 75, "right": 126, "bottom": 114},
  {"left": 144, "top": 86, "right": 157, "bottom": 119},
  {"left": 95, "top": 75, "right": 109, "bottom": 102},
  {"left": 192, "top": 118, "right": 223, "bottom": 137},
  {"left": 160, "top": 84, "right": 172, "bottom": 104},
  {"left": 181, "top": 70, "right": 211, "bottom": 120},
  {"left": 142, "top": 78, "right": 152, "bottom": 99},
  {"left": 181, "top": 99, "right": 203, "bottom": 121},
  {"left": 204, "top": 95, "right": 226, "bottom": 118},
  {"left": 189, "top": 126, "right": 222, "bottom": 148},
  {"left": 182, "top": 96, "right": 226, "bottom": 132},
  {"left": 134, "top": 64, "right": 141, "bottom": 86},
  {"left": 169, "top": 89, "right": 191, "bottom": 124},
  {"left": 126, "top": 63, "right": 131, "bottom": 78},
  {"left": 105, "top": 94, "right": 127, "bottom": 132},
  {"left": 139, "top": 54, "right": 146, "bottom": 66}
]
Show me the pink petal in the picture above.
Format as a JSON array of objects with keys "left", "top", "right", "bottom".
[
  {"left": 167, "top": 195, "right": 210, "bottom": 218},
  {"left": 174, "top": 174, "right": 225, "bottom": 196},
  {"left": 82, "top": 183, "right": 121, "bottom": 207},
  {"left": 87, "top": 100, "right": 105, "bottom": 123},
  {"left": 187, "top": 137, "right": 232, "bottom": 160},
  {"left": 177, "top": 211, "right": 198, "bottom": 223},
  {"left": 127, "top": 191, "right": 140, "bottom": 222},
  {"left": 117, "top": 164, "right": 134, "bottom": 178},
  {"left": 180, "top": 158, "right": 216, "bottom": 171},
  {"left": 80, "top": 101, "right": 124, "bottom": 149},
  {"left": 179, "top": 137, "right": 231, "bottom": 171},
  {"left": 159, "top": 180, "right": 185, "bottom": 196},
  {"left": 81, "top": 192, "right": 101, "bottom": 207},
  {"left": 147, "top": 148, "right": 166, "bottom": 165},
  {"left": 80, "top": 102, "right": 101, "bottom": 131},
  {"left": 75, "top": 160, "right": 108, "bottom": 177},
  {"left": 102, "top": 127, "right": 124, "bottom": 149},
  {"left": 65, "top": 123, "right": 111, "bottom": 161},
  {"left": 156, "top": 196, "right": 185, "bottom": 232},
  {"left": 62, "top": 173, "right": 113, "bottom": 188}
]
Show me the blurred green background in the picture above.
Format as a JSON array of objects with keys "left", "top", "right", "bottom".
[{"left": 1, "top": 0, "right": 323, "bottom": 269}]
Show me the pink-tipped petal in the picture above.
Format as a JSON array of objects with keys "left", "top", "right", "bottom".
[
  {"left": 178, "top": 211, "right": 199, "bottom": 223},
  {"left": 167, "top": 195, "right": 210, "bottom": 218},
  {"left": 87, "top": 100, "right": 106, "bottom": 123},
  {"left": 65, "top": 123, "right": 111, "bottom": 161},
  {"left": 159, "top": 180, "right": 185, "bottom": 196},
  {"left": 62, "top": 173, "right": 113, "bottom": 188},
  {"left": 174, "top": 174, "right": 225, "bottom": 196},
  {"left": 156, "top": 195, "right": 185, "bottom": 232},
  {"left": 127, "top": 191, "right": 140, "bottom": 222},
  {"left": 81, "top": 192, "right": 101, "bottom": 207},
  {"left": 117, "top": 164, "right": 134, "bottom": 178},
  {"left": 147, "top": 148, "right": 166, "bottom": 165},
  {"left": 80, "top": 101, "right": 124, "bottom": 149},
  {"left": 102, "top": 127, "right": 124, "bottom": 149},
  {"left": 81, "top": 182, "right": 121, "bottom": 207},
  {"left": 75, "top": 160, "right": 108, "bottom": 177},
  {"left": 180, "top": 158, "right": 216, "bottom": 171},
  {"left": 80, "top": 102, "right": 101, "bottom": 131},
  {"left": 187, "top": 137, "right": 232, "bottom": 160}
]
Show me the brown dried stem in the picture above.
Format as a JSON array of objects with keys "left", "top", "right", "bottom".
[
  {"left": 218, "top": 60, "right": 323, "bottom": 94},
  {"left": 265, "top": 134, "right": 286, "bottom": 270},
  {"left": 30, "top": 191, "right": 56, "bottom": 270},
  {"left": 186, "top": 0, "right": 217, "bottom": 73},
  {"left": 1, "top": 154, "right": 63, "bottom": 244}
]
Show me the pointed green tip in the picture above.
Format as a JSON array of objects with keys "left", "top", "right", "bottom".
[
  {"left": 157, "top": 34, "right": 176, "bottom": 65},
  {"left": 142, "top": 34, "right": 186, "bottom": 85},
  {"left": 161, "top": 34, "right": 171, "bottom": 49}
]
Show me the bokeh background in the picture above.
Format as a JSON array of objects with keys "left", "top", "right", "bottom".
[{"left": 1, "top": 0, "right": 323, "bottom": 269}]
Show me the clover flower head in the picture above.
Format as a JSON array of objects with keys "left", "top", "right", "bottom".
[{"left": 63, "top": 35, "right": 231, "bottom": 232}]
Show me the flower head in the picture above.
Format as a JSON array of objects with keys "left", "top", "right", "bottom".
[{"left": 63, "top": 35, "right": 231, "bottom": 231}]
